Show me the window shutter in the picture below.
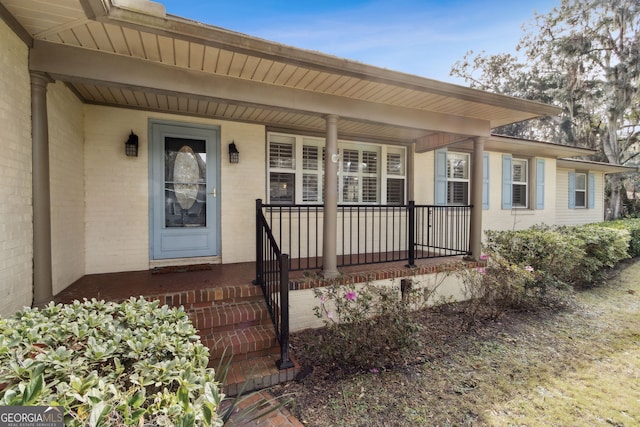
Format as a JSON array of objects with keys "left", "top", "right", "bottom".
[
  {"left": 588, "top": 172, "right": 595, "bottom": 208},
  {"left": 501, "top": 155, "right": 512, "bottom": 210},
  {"left": 434, "top": 148, "right": 447, "bottom": 205},
  {"left": 568, "top": 172, "right": 576, "bottom": 208},
  {"left": 482, "top": 153, "right": 490, "bottom": 210},
  {"left": 536, "top": 158, "right": 545, "bottom": 209}
]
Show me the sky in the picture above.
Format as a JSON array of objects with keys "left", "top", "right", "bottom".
[{"left": 158, "top": 0, "right": 559, "bottom": 85}]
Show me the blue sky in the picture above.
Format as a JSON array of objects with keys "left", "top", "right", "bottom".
[{"left": 159, "top": 0, "right": 559, "bottom": 85}]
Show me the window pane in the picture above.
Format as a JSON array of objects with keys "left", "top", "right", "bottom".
[
  {"left": 269, "top": 141, "right": 295, "bottom": 169},
  {"left": 303, "top": 145, "right": 319, "bottom": 170},
  {"left": 575, "top": 173, "right": 587, "bottom": 190},
  {"left": 362, "top": 151, "right": 378, "bottom": 174},
  {"left": 448, "top": 154, "right": 469, "bottom": 179},
  {"left": 513, "top": 160, "right": 527, "bottom": 183},
  {"left": 362, "top": 177, "right": 378, "bottom": 203},
  {"left": 343, "top": 149, "right": 359, "bottom": 173},
  {"left": 448, "top": 181, "right": 468, "bottom": 204},
  {"left": 387, "top": 178, "right": 405, "bottom": 204},
  {"left": 512, "top": 183, "right": 527, "bottom": 207},
  {"left": 270, "top": 172, "right": 294, "bottom": 203},
  {"left": 575, "top": 190, "right": 586, "bottom": 207},
  {"left": 302, "top": 174, "right": 318, "bottom": 202},
  {"left": 387, "top": 152, "right": 404, "bottom": 175},
  {"left": 343, "top": 176, "right": 359, "bottom": 203}
]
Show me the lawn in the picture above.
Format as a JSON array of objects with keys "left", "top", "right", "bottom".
[{"left": 273, "top": 259, "right": 640, "bottom": 426}]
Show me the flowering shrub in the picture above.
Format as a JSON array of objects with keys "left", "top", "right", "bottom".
[
  {"left": 0, "top": 298, "right": 224, "bottom": 426},
  {"left": 307, "top": 273, "right": 446, "bottom": 372}
]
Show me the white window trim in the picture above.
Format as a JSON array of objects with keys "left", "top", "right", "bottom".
[
  {"left": 574, "top": 172, "right": 587, "bottom": 208},
  {"left": 447, "top": 151, "right": 470, "bottom": 205},
  {"left": 267, "top": 132, "right": 406, "bottom": 205},
  {"left": 512, "top": 158, "right": 529, "bottom": 209}
]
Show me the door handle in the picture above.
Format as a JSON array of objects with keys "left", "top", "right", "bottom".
[{"left": 211, "top": 188, "right": 216, "bottom": 197}]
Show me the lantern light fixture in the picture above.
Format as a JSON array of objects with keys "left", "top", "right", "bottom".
[
  {"left": 124, "top": 131, "right": 139, "bottom": 157},
  {"left": 229, "top": 141, "right": 239, "bottom": 164}
]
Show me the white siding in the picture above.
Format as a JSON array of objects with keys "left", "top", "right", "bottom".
[
  {"left": 49, "top": 82, "right": 86, "bottom": 294},
  {"left": 555, "top": 168, "right": 604, "bottom": 226},
  {"left": 0, "top": 19, "right": 32, "bottom": 315}
]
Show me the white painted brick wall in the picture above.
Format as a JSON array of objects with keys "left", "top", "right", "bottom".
[
  {"left": 84, "top": 106, "right": 265, "bottom": 273},
  {"left": 48, "top": 82, "right": 86, "bottom": 294},
  {"left": 0, "top": 20, "right": 33, "bottom": 316}
]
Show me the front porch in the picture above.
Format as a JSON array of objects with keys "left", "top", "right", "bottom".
[{"left": 53, "top": 256, "right": 474, "bottom": 395}]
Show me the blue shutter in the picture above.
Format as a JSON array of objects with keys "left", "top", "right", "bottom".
[
  {"left": 535, "top": 158, "right": 545, "bottom": 209},
  {"left": 482, "top": 153, "right": 490, "bottom": 210},
  {"left": 588, "top": 172, "right": 595, "bottom": 208},
  {"left": 568, "top": 172, "right": 576, "bottom": 208},
  {"left": 501, "top": 155, "right": 512, "bottom": 210},
  {"left": 434, "top": 148, "right": 447, "bottom": 205}
]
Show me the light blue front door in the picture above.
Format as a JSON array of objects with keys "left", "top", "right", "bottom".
[{"left": 149, "top": 120, "right": 220, "bottom": 259}]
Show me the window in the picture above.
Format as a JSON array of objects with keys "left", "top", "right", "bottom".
[
  {"left": 569, "top": 171, "right": 595, "bottom": 209},
  {"left": 267, "top": 133, "right": 406, "bottom": 205},
  {"left": 574, "top": 173, "right": 587, "bottom": 208},
  {"left": 447, "top": 152, "right": 469, "bottom": 205},
  {"left": 511, "top": 159, "right": 528, "bottom": 208}
]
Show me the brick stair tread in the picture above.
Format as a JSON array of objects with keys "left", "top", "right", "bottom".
[
  {"left": 189, "top": 300, "right": 271, "bottom": 333},
  {"left": 218, "top": 353, "right": 301, "bottom": 396},
  {"left": 150, "top": 283, "right": 264, "bottom": 311},
  {"left": 201, "top": 324, "right": 278, "bottom": 360}
]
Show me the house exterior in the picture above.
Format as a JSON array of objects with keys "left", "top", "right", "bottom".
[{"left": 0, "top": 0, "right": 630, "bottom": 317}]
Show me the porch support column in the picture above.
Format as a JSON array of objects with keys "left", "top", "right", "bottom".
[
  {"left": 322, "top": 115, "right": 339, "bottom": 278},
  {"left": 31, "top": 71, "right": 54, "bottom": 307},
  {"left": 466, "top": 136, "right": 486, "bottom": 261}
]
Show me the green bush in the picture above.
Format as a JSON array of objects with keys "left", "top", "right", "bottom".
[
  {"left": 0, "top": 298, "right": 224, "bottom": 427},
  {"left": 594, "top": 218, "right": 640, "bottom": 258},
  {"left": 484, "top": 226, "right": 584, "bottom": 290},
  {"left": 557, "top": 225, "right": 630, "bottom": 286}
]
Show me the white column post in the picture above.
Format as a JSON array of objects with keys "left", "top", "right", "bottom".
[{"left": 322, "top": 115, "right": 339, "bottom": 278}]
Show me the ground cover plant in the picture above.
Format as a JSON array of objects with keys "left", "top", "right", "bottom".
[
  {"left": 0, "top": 297, "right": 224, "bottom": 426},
  {"left": 274, "top": 220, "right": 640, "bottom": 426}
]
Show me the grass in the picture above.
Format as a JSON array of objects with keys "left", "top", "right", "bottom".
[{"left": 273, "top": 259, "right": 640, "bottom": 426}]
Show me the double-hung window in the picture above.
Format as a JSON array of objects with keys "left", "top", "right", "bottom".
[
  {"left": 569, "top": 171, "right": 595, "bottom": 209},
  {"left": 511, "top": 159, "right": 528, "bottom": 208},
  {"left": 447, "top": 152, "right": 469, "bottom": 205},
  {"left": 267, "top": 133, "right": 406, "bottom": 205},
  {"left": 574, "top": 172, "right": 587, "bottom": 208}
]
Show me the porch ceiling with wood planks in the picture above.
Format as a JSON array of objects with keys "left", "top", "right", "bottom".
[{"left": 2, "top": 0, "right": 561, "bottom": 145}]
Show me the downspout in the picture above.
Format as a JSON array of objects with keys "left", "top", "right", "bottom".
[{"left": 30, "top": 71, "right": 54, "bottom": 307}]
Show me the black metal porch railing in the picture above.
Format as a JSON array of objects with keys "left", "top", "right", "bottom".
[
  {"left": 254, "top": 200, "right": 293, "bottom": 370},
  {"left": 257, "top": 199, "right": 471, "bottom": 272}
]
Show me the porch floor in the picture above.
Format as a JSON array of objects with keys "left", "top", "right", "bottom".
[{"left": 54, "top": 257, "right": 463, "bottom": 304}]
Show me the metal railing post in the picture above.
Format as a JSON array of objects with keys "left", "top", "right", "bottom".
[
  {"left": 407, "top": 201, "right": 415, "bottom": 267},
  {"left": 254, "top": 199, "right": 264, "bottom": 286},
  {"left": 277, "top": 254, "right": 294, "bottom": 369}
]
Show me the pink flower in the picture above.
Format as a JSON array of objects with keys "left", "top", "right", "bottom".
[
  {"left": 477, "top": 267, "right": 486, "bottom": 275},
  {"left": 318, "top": 295, "right": 325, "bottom": 303},
  {"left": 327, "top": 311, "right": 334, "bottom": 319},
  {"left": 345, "top": 291, "right": 357, "bottom": 301},
  {"left": 525, "top": 265, "right": 534, "bottom": 272},
  {"left": 480, "top": 254, "right": 488, "bottom": 260},
  {"left": 370, "top": 368, "right": 380, "bottom": 373}
]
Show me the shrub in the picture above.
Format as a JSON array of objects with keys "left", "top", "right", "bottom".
[
  {"left": 0, "top": 298, "right": 224, "bottom": 426},
  {"left": 307, "top": 273, "right": 446, "bottom": 372},
  {"left": 455, "top": 253, "right": 541, "bottom": 327},
  {"left": 484, "top": 226, "right": 584, "bottom": 290},
  {"left": 594, "top": 218, "right": 640, "bottom": 258},
  {"left": 557, "top": 225, "right": 630, "bottom": 286}
]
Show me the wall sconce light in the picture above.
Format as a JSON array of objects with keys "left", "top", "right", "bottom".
[
  {"left": 124, "top": 131, "right": 139, "bottom": 157},
  {"left": 228, "top": 141, "right": 239, "bottom": 164}
]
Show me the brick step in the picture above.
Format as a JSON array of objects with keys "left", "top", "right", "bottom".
[
  {"left": 215, "top": 351, "right": 301, "bottom": 396},
  {"left": 189, "top": 300, "right": 271, "bottom": 334},
  {"left": 149, "top": 283, "right": 264, "bottom": 311},
  {"left": 201, "top": 324, "right": 278, "bottom": 362}
]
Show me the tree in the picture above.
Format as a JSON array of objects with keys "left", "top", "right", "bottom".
[{"left": 451, "top": 0, "right": 640, "bottom": 218}]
